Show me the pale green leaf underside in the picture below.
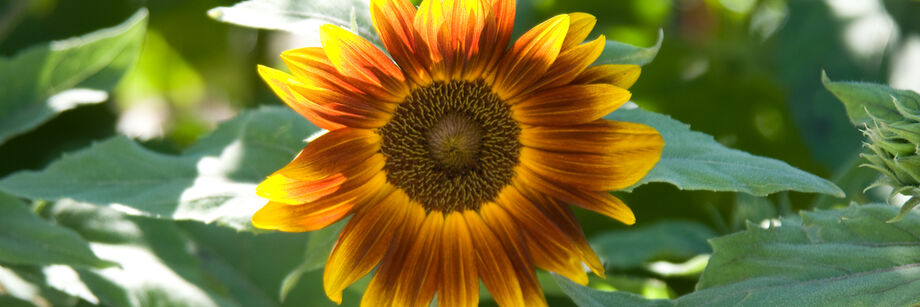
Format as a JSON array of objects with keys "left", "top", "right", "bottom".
[
  {"left": 556, "top": 205, "right": 920, "bottom": 306},
  {"left": 596, "top": 29, "right": 663, "bottom": 67},
  {"left": 0, "top": 9, "right": 147, "bottom": 145},
  {"left": 822, "top": 71, "right": 920, "bottom": 127},
  {"left": 0, "top": 107, "right": 317, "bottom": 231},
  {"left": 0, "top": 192, "right": 113, "bottom": 268},
  {"left": 609, "top": 107, "right": 844, "bottom": 197},
  {"left": 208, "top": 0, "right": 380, "bottom": 46}
]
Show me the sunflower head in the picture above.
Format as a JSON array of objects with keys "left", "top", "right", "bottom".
[{"left": 252, "top": 0, "right": 664, "bottom": 305}]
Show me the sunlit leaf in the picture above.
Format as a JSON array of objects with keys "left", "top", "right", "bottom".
[
  {"left": 0, "top": 107, "right": 317, "bottom": 231},
  {"left": 590, "top": 220, "right": 715, "bottom": 270},
  {"left": 179, "top": 219, "right": 359, "bottom": 306},
  {"left": 46, "top": 200, "right": 243, "bottom": 307},
  {"left": 609, "top": 107, "right": 844, "bottom": 197},
  {"left": 208, "top": 0, "right": 380, "bottom": 46},
  {"left": 0, "top": 9, "right": 147, "bottom": 145},
  {"left": 596, "top": 29, "right": 663, "bottom": 66},
  {"left": 822, "top": 71, "right": 920, "bottom": 126},
  {"left": 0, "top": 192, "right": 113, "bottom": 268}
]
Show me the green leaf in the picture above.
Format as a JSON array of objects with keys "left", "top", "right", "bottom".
[
  {"left": 208, "top": 0, "right": 380, "bottom": 46},
  {"left": 821, "top": 71, "right": 920, "bottom": 126},
  {"left": 553, "top": 274, "right": 673, "bottom": 307},
  {"left": 0, "top": 9, "right": 147, "bottom": 145},
  {"left": 556, "top": 205, "right": 920, "bottom": 306},
  {"left": 596, "top": 30, "right": 663, "bottom": 66},
  {"left": 684, "top": 204, "right": 920, "bottom": 306},
  {"left": 0, "top": 107, "right": 318, "bottom": 231},
  {"left": 608, "top": 107, "right": 844, "bottom": 197},
  {"left": 0, "top": 295, "right": 36, "bottom": 307},
  {"left": 279, "top": 219, "right": 347, "bottom": 301},
  {"left": 590, "top": 220, "right": 716, "bottom": 270},
  {"left": 0, "top": 192, "right": 113, "bottom": 268},
  {"left": 45, "top": 200, "right": 243, "bottom": 307},
  {"left": 179, "top": 219, "right": 359, "bottom": 307}
]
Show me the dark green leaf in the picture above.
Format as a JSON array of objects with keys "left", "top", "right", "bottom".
[
  {"left": 0, "top": 192, "right": 113, "bottom": 268},
  {"left": 208, "top": 0, "right": 380, "bottom": 46},
  {"left": 0, "top": 9, "right": 147, "bottom": 145},
  {"left": 609, "top": 107, "right": 844, "bottom": 197},
  {"left": 590, "top": 220, "right": 715, "bottom": 270},
  {"left": 596, "top": 30, "right": 663, "bottom": 66},
  {"left": 822, "top": 71, "right": 920, "bottom": 126},
  {"left": 0, "top": 107, "right": 317, "bottom": 231},
  {"left": 279, "top": 219, "right": 347, "bottom": 301}
]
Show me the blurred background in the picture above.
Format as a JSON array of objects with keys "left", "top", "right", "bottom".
[{"left": 1, "top": 0, "right": 919, "bottom": 305}]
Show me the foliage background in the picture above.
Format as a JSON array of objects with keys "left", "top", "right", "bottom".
[{"left": 1, "top": 0, "right": 919, "bottom": 306}]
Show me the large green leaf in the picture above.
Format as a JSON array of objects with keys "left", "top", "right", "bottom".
[
  {"left": 822, "top": 71, "right": 920, "bottom": 126},
  {"left": 0, "top": 192, "right": 113, "bottom": 268},
  {"left": 590, "top": 220, "right": 715, "bottom": 270},
  {"left": 686, "top": 204, "right": 920, "bottom": 305},
  {"left": 556, "top": 205, "right": 920, "bottom": 306},
  {"left": 0, "top": 107, "right": 317, "bottom": 231},
  {"left": 596, "top": 30, "right": 663, "bottom": 66},
  {"left": 0, "top": 9, "right": 147, "bottom": 145},
  {"left": 609, "top": 107, "right": 844, "bottom": 197},
  {"left": 45, "top": 200, "right": 248, "bottom": 307},
  {"left": 208, "top": 0, "right": 380, "bottom": 46}
]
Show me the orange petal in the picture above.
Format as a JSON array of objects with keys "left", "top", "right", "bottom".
[
  {"left": 390, "top": 211, "right": 444, "bottom": 307},
  {"left": 495, "top": 187, "right": 589, "bottom": 284},
  {"left": 257, "top": 66, "right": 393, "bottom": 129},
  {"left": 575, "top": 64, "right": 642, "bottom": 89},
  {"left": 471, "top": 208, "right": 547, "bottom": 307},
  {"left": 251, "top": 172, "right": 392, "bottom": 232},
  {"left": 362, "top": 204, "right": 427, "bottom": 307},
  {"left": 512, "top": 183, "right": 605, "bottom": 277},
  {"left": 414, "top": 0, "right": 490, "bottom": 80},
  {"left": 256, "top": 130, "right": 381, "bottom": 204},
  {"left": 511, "top": 84, "right": 631, "bottom": 126},
  {"left": 562, "top": 13, "right": 597, "bottom": 51},
  {"left": 370, "top": 0, "right": 433, "bottom": 86},
  {"left": 256, "top": 154, "right": 383, "bottom": 205},
  {"left": 515, "top": 166, "right": 636, "bottom": 225},
  {"left": 522, "top": 35, "right": 605, "bottom": 95},
  {"left": 520, "top": 146, "right": 661, "bottom": 191},
  {"left": 281, "top": 47, "right": 403, "bottom": 104},
  {"left": 493, "top": 14, "right": 570, "bottom": 99},
  {"left": 322, "top": 190, "right": 410, "bottom": 304},
  {"left": 474, "top": 0, "right": 516, "bottom": 79},
  {"left": 276, "top": 129, "right": 380, "bottom": 180},
  {"left": 521, "top": 119, "right": 663, "bottom": 155},
  {"left": 320, "top": 24, "right": 409, "bottom": 99},
  {"left": 438, "top": 212, "right": 479, "bottom": 307}
]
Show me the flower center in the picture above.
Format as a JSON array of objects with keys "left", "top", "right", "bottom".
[
  {"left": 377, "top": 80, "right": 521, "bottom": 213},
  {"left": 427, "top": 112, "right": 482, "bottom": 172}
]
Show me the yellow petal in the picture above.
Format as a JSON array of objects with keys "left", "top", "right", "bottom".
[{"left": 511, "top": 84, "right": 631, "bottom": 126}]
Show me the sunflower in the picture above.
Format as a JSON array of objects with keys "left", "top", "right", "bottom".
[{"left": 252, "top": 0, "right": 664, "bottom": 305}]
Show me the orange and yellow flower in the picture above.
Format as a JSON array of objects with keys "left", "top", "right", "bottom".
[{"left": 253, "top": 0, "right": 664, "bottom": 306}]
